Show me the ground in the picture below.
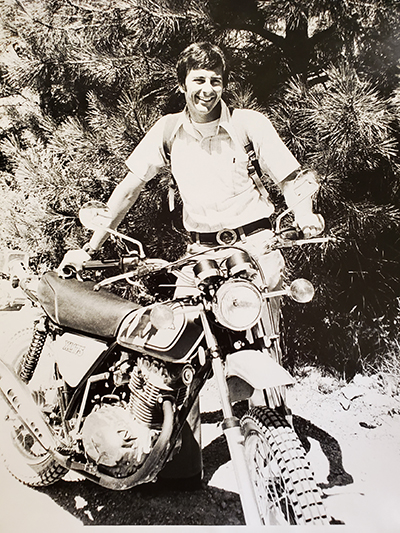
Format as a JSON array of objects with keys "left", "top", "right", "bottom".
[{"left": 0, "top": 307, "right": 400, "bottom": 532}]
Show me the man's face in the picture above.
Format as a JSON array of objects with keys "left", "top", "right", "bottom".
[{"left": 180, "top": 67, "right": 224, "bottom": 123}]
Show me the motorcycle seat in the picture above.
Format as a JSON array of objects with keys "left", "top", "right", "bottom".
[{"left": 37, "top": 271, "right": 141, "bottom": 339}]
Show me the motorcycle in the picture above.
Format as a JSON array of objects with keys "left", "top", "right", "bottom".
[{"left": 0, "top": 202, "right": 332, "bottom": 526}]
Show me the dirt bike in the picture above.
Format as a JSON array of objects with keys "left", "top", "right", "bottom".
[{"left": 0, "top": 202, "right": 332, "bottom": 526}]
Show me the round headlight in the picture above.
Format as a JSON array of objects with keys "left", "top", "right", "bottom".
[{"left": 212, "top": 279, "right": 263, "bottom": 331}]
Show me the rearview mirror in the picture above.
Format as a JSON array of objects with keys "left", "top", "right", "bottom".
[
  {"left": 78, "top": 201, "right": 146, "bottom": 259},
  {"left": 79, "top": 201, "right": 113, "bottom": 231}
]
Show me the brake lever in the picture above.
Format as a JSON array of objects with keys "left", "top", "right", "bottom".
[
  {"left": 93, "top": 271, "right": 138, "bottom": 291},
  {"left": 276, "top": 235, "right": 335, "bottom": 248}
]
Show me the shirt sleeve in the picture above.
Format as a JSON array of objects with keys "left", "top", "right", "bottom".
[
  {"left": 125, "top": 115, "right": 171, "bottom": 182},
  {"left": 241, "top": 109, "right": 300, "bottom": 184}
]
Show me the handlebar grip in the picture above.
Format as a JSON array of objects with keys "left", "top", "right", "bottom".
[
  {"left": 60, "top": 265, "right": 77, "bottom": 279},
  {"left": 82, "top": 259, "right": 120, "bottom": 270},
  {"left": 278, "top": 226, "right": 303, "bottom": 240}
]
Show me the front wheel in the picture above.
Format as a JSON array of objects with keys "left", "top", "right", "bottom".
[
  {"left": 241, "top": 406, "right": 329, "bottom": 525},
  {"left": 0, "top": 327, "right": 67, "bottom": 486}
]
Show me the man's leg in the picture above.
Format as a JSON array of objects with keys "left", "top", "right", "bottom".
[
  {"left": 158, "top": 254, "right": 203, "bottom": 488},
  {"left": 158, "top": 398, "right": 203, "bottom": 488}
]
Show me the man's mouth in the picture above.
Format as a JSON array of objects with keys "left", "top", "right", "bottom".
[{"left": 197, "top": 96, "right": 214, "bottom": 104}]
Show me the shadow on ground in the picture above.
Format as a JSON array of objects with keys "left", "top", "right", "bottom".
[
  {"left": 36, "top": 430, "right": 244, "bottom": 526},
  {"left": 34, "top": 407, "right": 353, "bottom": 526}
]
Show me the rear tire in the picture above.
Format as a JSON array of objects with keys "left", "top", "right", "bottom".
[
  {"left": 241, "top": 406, "right": 329, "bottom": 525},
  {"left": 0, "top": 327, "right": 67, "bottom": 486}
]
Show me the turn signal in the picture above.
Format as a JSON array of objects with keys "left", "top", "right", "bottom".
[{"left": 288, "top": 279, "right": 315, "bottom": 303}]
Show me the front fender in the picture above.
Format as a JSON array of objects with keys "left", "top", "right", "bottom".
[{"left": 225, "top": 350, "right": 295, "bottom": 390}]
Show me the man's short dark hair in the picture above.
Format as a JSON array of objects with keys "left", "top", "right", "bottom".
[{"left": 176, "top": 42, "right": 228, "bottom": 86}]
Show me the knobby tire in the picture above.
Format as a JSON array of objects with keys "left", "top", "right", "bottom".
[{"left": 241, "top": 406, "right": 329, "bottom": 525}]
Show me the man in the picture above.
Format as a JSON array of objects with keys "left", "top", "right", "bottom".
[{"left": 60, "top": 42, "right": 324, "bottom": 488}]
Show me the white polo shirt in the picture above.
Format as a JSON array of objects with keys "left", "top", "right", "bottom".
[{"left": 125, "top": 100, "right": 300, "bottom": 233}]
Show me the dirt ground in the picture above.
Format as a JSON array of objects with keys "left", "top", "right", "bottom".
[{"left": 1, "top": 307, "right": 400, "bottom": 532}]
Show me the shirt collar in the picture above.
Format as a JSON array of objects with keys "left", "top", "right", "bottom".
[
  {"left": 218, "top": 100, "right": 237, "bottom": 140},
  {"left": 218, "top": 100, "right": 232, "bottom": 130},
  {"left": 172, "top": 100, "right": 236, "bottom": 141}
]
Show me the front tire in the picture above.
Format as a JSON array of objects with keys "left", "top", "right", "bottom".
[
  {"left": 241, "top": 406, "right": 329, "bottom": 525},
  {"left": 0, "top": 327, "right": 67, "bottom": 486}
]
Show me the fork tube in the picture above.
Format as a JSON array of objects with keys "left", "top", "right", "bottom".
[
  {"left": 211, "top": 356, "right": 262, "bottom": 526},
  {"left": 199, "top": 311, "right": 262, "bottom": 526}
]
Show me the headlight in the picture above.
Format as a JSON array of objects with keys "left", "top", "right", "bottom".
[{"left": 212, "top": 279, "right": 263, "bottom": 331}]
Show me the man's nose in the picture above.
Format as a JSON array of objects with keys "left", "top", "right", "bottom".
[{"left": 202, "top": 79, "right": 214, "bottom": 93}]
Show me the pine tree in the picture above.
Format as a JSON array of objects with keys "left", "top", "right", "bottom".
[
  {"left": 1, "top": 0, "right": 400, "bottom": 376},
  {"left": 270, "top": 65, "right": 400, "bottom": 377}
]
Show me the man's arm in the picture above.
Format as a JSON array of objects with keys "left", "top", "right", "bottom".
[
  {"left": 87, "top": 171, "right": 146, "bottom": 252},
  {"left": 58, "top": 113, "right": 170, "bottom": 275},
  {"left": 58, "top": 172, "right": 145, "bottom": 274},
  {"left": 279, "top": 170, "right": 325, "bottom": 238},
  {"left": 242, "top": 109, "right": 324, "bottom": 237}
]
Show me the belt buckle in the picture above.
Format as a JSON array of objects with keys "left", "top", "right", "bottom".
[{"left": 216, "top": 228, "right": 237, "bottom": 245}]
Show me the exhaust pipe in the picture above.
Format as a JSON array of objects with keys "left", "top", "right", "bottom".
[{"left": 0, "top": 359, "right": 59, "bottom": 452}]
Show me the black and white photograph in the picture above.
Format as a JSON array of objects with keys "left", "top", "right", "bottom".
[{"left": 0, "top": 1, "right": 399, "bottom": 531}]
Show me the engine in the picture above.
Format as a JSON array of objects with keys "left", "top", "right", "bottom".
[{"left": 80, "top": 355, "right": 189, "bottom": 478}]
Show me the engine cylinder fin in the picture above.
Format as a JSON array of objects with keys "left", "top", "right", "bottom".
[{"left": 128, "top": 367, "right": 163, "bottom": 427}]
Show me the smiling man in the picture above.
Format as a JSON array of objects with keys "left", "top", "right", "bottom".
[
  {"left": 60, "top": 42, "right": 324, "bottom": 489},
  {"left": 62, "top": 42, "right": 323, "bottom": 257}
]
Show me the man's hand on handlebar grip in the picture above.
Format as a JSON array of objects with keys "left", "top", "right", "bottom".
[
  {"left": 57, "top": 249, "right": 91, "bottom": 278},
  {"left": 295, "top": 213, "right": 325, "bottom": 239}
]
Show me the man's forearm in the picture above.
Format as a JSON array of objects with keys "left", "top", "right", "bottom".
[
  {"left": 279, "top": 169, "right": 318, "bottom": 216},
  {"left": 88, "top": 172, "right": 145, "bottom": 251}
]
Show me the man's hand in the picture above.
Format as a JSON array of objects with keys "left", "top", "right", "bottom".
[
  {"left": 57, "top": 249, "right": 91, "bottom": 278},
  {"left": 295, "top": 212, "right": 325, "bottom": 239}
]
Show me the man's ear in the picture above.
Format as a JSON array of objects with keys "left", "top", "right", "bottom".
[{"left": 178, "top": 84, "right": 186, "bottom": 94}]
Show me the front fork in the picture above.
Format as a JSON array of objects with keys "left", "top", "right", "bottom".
[
  {"left": 250, "top": 302, "right": 292, "bottom": 420},
  {"left": 200, "top": 311, "right": 263, "bottom": 526}
]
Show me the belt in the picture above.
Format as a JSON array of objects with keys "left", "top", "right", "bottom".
[{"left": 190, "top": 218, "right": 272, "bottom": 246}]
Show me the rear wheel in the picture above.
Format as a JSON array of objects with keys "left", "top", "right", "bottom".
[
  {"left": 241, "top": 406, "right": 329, "bottom": 525},
  {"left": 0, "top": 327, "right": 67, "bottom": 486}
]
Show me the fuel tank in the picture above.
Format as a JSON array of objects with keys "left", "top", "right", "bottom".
[{"left": 117, "top": 302, "right": 205, "bottom": 363}]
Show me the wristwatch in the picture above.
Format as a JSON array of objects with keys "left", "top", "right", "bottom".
[{"left": 82, "top": 243, "right": 97, "bottom": 257}]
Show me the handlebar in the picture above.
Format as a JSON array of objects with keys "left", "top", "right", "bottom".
[
  {"left": 60, "top": 255, "right": 140, "bottom": 279},
  {"left": 274, "top": 233, "right": 334, "bottom": 249},
  {"left": 82, "top": 256, "right": 139, "bottom": 271},
  {"left": 59, "top": 232, "right": 334, "bottom": 282}
]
